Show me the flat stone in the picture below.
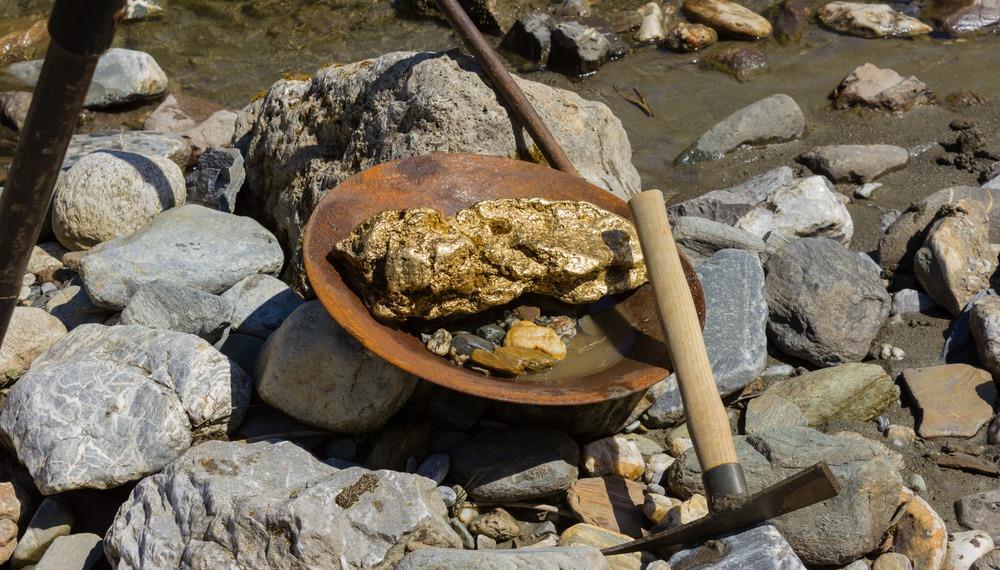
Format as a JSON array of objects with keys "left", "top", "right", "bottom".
[
  {"left": 79, "top": 205, "right": 283, "bottom": 310},
  {"left": 0, "top": 307, "right": 67, "bottom": 387},
  {"left": 559, "top": 524, "right": 641, "bottom": 570},
  {"left": 219, "top": 274, "right": 304, "bottom": 339},
  {"left": 120, "top": 280, "right": 233, "bottom": 342},
  {"left": 736, "top": 175, "right": 854, "bottom": 245},
  {"left": 946, "top": 531, "right": 995, "bottom": 570},
  {"left": 678, "top": 94, "right": 804, "bottom": 163},
  {"left": 256, "top": 301, "right": 416, "bottom": 433},
  {"left": 64, "top": 131, "right": 191, "bottom": 171},
  {"left": 902, "top": 364, "right": 997, "bottom": 438},
  {"left": 958, "top": 490, "right": 1000, "bottom": 537},
  {"left": 672, "top": 216, "right": 766, "bottom": 266},
  {"left": 683, "top": 0, "right": 773, "bottom": 39},
  {"left": 765, "top": 238, "right": 889, "bottom": 366},
  {"left": 582, "top": 436, "right": 645, "bottom": 480},
  {"left": 643, "top": 249, "right": 767, "bottom": 427},
  {"left": 833, "top": 63, "right": 934, "bottom": 112},
  {"left": 0, "top": 324, "right": 251, "bottom": 494},
  {"left": 396, "top": 546, "right": 609, "bottom": 569},
  {"left": 185, "top": 147, "right": 245, "bottom": 213},
  {"left": 668, "top": 524, "right": 806, "bottom": 569},
  {"left": 45, "top": 285, "right": 112, "bottom": 330},
  {"left": 874, "top": 552, "right": 913, "bottom": 570},
  {"left": 915, "top": 200, "right": 996, "bottom": 316},
  {"left": 798, "top": 144, "right": 909, "bottom": 183},
  {"left": 34, "top": 533, "right": 102, "bottom": 570},
  {"left": 5, "top": 48, "right": 167, "bottom": 108},
  {"left": 668, "top": 427, "right": 902, "bottom": 566},
  {"left": 105, "top": 440, "right": 461, "bottom": 568},
  {"left": 894, "top": 488, "right": 948, "bottom": 570},
  {"left": 818, "top": 2, "right": 933, "bottom": 36},
  {"left": 567, "top": 476, "right": 647, "bottom": 537},
  {"left": 669, "top": 166, "right": 795, "bottom": 225},
  {"left": 744, "top": 391, "right": 809, "bottom": 433},
  {"left": 971, "top": 296, "right": 1000, "bottom": 377},
  {"left": 11, "top": 496, "right": 74, "bottom": 568},
  {"left": 451, "top": 428, "right": 579, "bottom": 502}
]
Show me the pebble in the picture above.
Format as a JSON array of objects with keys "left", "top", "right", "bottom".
[
  {"left": 704, "top": 46, "right": 769, "bottom": 83},
  {"left": 470, "top": 346, "right": 557, "bottom": 376},
  {"left": 35, "top": 533, "right": 103, "bottom": 570},
  {"left": 559, "top": 523, "right": 641, "bottom": 570},
  {"left": 451, "top": 332, "right": 495, "bottom": 359},
  {"left": 416, "top": 452, "right": 450, "bottom": 484},
  {"left": 476, "top": 534, "right": 497, "bottom": 550},
  {"left": 469, "top": 508, "right": 522, "bottom": 541},
  {"left": 451, "top": 518, "right": 476, "bottom": 549},
  {"left": 762, "top": 363, "right": 796, "bottom": 380},
  {"left": 892, "top": 289, "right": 938, "bottom": 316},
  {"left": 636, "top": 2, "right": 667, "bottom": 42},
  {"left": 458, "top": 506, "right": 479, "bottom": 525},
  {"left": 946, "top": 531, "right": 995, "bottom": 570},
  {"left": 909, "top": 474, "right": 927, "bottom": 494},
  {"left": 437, "top": 486, "right": 458, "bottom": 507},
  {"left": 872, "top": 343, "right": 906, "bottom": 361},
  {"left": 504, "top": 320, "right": 567, "bottom": 359},
  {"left": 874, "top": 552, "right": 913, "bottom": 570},
  {"left": 665, "top": 22, "right": 718, "bottom": 51},
  {"left": 426, "top": 329, "right": 452, "bottom": 356},
  {"left": 643, "top": 494, "right": 682, "bottom": 524},
  {"left": 885, "top": 425, "right": 916, "bottom": 447},
  {"left": 662, "top": 493, "right": 709, "bottom": 530},
  {"left": 770, "top": 0, "right": 810, "bottom": 43},
  {"left": 875, "top": 415, "right": 891, "bottom": 432},
  {"left": 644, "top": 453, "right": 675, "bottom": 485},
  {"left": 956, "top": 490, "right": 1000, "bottom": 540},
  {"left": 500, "top": 12, "right": 554, "bottom": 65},
  {"left": 682, "top": 0, "right": 773, "bottom": 39},
  {"left": 476, "top": 324, "right": 506, "bottom": 345},
  {"left": 817, "top": 1, "right": 933, "bottom": 37},
  {"left": 970, "top": 297, "right": 1000, "bottom": 377},
  {"left": 582, "top": 435, "right": 646, "bottom": 480},
  {"left": 0, "top": 90, "right": 30, "bottom": 131},
  {"left": 648, "top": 483, "right": 666, "bottom": 495},
  {"left": 11, "top": 496, "right": 75, "bottom": 567},
  {"left": 915, "top": 201, "right": 995, "bottom": 316},
  {"left": 895, "top": 488, "right": 947, "bottom": 569},
  {"left": 833, "top": 63, "right": 933, "bottom": 112},
  {"left": 125, "top": 0, "right": 163, "bottom": 20},
  {"left": 0, "top": 306, "right": 67, "bottom": 387}
]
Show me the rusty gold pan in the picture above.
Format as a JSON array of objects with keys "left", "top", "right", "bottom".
[{"left": 302, "top": 153, "right": 705, "bottom": 406}]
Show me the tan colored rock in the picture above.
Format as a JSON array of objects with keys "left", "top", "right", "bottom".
[
  {"left": 469, "top": 346, "right": 557, "bottom": 376},
  {"left": 970, "top": 296, "right": 1000, "bottom": 377},
  {"left": 636, "top": 2, "right": 668, "bottom": 43},
  {"left": 875, "top": 552, "right": 914, "bottom": 570},
  {"left": 504, "top": 320, "right": 567, "bottom": 359},
  {"left": 818, "top": 2, "right": 933, "bottom": 37},
  {"left": 914, "top": 200, "right": 996, "bottom": 316},
  {"left": 893, "top": 489, "right": 947, "bottom": 569},
  {"left": 559, "top": 523, "right": 642, "bottom": 570},
  {"left": 567, "top": 476, "right": 647, "bottom": 537},
  {"left": 0, "top": 17, "right": 48, "bottom": 66},
  {"left": 0, "top": 307, "right": 67, "bottom": 387},
  {"left": 665, "top": 22, "right": 719, "bottom": 51},
  {"left": 902, "top": 364, "right": 997, "bottom": 439},
  {"left": 683, "top": 0, "right": 773, "bottom": 39},
  {"left": 833, "top": 63, "right": 934, "bottom": 112},
  {"left": 662, "top": 493, "right": 709, "bottom": 529},
  {"left": 643, "top": 494, "right": 681, "bottom": 524},
  {"left": 0, "top": 458, "right": 34, "bottom": 567},
  {"left": 468, "top": 508, "right": 522, "bottom": 541},
  {"left": 334, "top": 198, "right": 647, "bottom": 321},
  {"left": 582, "top": 436, "right": 646, "bottom": 480},
  {"left": 26, "top": 244, "right": 66, "bottom": 277},
  {"left": 885, "top": 425, "right": 917, "bottom": 446}
]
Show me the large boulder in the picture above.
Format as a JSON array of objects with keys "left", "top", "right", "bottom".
[
  {"left": 668, "top": 427, "right": 903, "bottom": 566},
  {"left": 236, "top": 51, "right": 640, "bottom": 290},
  {"left": 52, "top": 151, "right": 186, "bottom": 250},
  {"left": 0, "top": 325, "right": 251, "bottom": 494},
  {"left": 79, "top": 205, "right": 283, "bottom": 310},
  {"left": 0, "top": 307, "right": 66, "bottom": 387},
  {"left": 255, "top": 301, "right": 416, "bottom": 432},
  {"left": 765, "top": 237, "right": 889, "bottom": 366},
  {"left": 105, "top": 440, "right": 461, "bottom": 569}
]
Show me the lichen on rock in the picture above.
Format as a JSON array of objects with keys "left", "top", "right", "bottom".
[{"left": 334, "top": 198, "right": 648, "bottom": 320}]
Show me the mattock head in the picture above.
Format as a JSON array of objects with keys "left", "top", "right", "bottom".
[{"left": 601, "top": 463, "right": 840, "bottom": 556}]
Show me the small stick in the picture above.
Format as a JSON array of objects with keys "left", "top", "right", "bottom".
[{"left": 614, "top": 86, "right": 654, "bottom": 117}]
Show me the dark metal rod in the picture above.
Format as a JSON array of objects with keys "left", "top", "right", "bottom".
[
  {"left": 0, "top": 0, "right": 126, "bottom": 345},
  {"left": 433, "top": 0, "right": 579, "bottom": 176}
]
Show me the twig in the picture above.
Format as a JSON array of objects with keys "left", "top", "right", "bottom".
[{"left": 614, "top": 85, "right": 654, "bottom": 117}]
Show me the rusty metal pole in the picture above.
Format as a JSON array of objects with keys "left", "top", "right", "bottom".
[
  {"left": 433, "top": 0, "right": 579, "bottom": 177},
  {"left": 0, "top": 0, "right": 126, "bottom": 345}
]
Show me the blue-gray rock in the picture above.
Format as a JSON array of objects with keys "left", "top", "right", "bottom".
[
  {"left": 891, "top": 288, "right": 938, "bottom": 316},
  {"left": 672, "top": 216, "right": 767, "bottom": 266},
  {"left": 668, "top": 524, "right": 805, "bottom": 569},
  {"left": 668, "top": 427, "right": 903, "bottom": 566},
  {"left": 64, "top": 131, "right": 191, "bottom": 171},
  {"left": 5, "top": 49, "right": 167, "bottom": 109},
  {"left": 450, "top": 428, "right": 579, "bottom": 502},
  {"left": 79, "top": 205, "right": 283, "bottom": 310},
  {"left": 765, "top": 237, "right": 889, "bottom": 366},
  {"left": 942, "top": 289, "right": 996, "bottom": 365},
  {"left": 120, "top": 280, "right": 234, "bottom": 342},
  {"left": 185, "top": 148, "right": 245, "bottom": 213},
  {"left": 644, "top": 249, "right": 767, "bottom": 427},
  {"left": 397, "top": 546, "right": 609, "bottom": 569},
  {"left": 956, "top": 489, "right": 1000, "bottom": 538},
  {"left": 34, "top": 533, "right": 103, "bottom": 570},
  {"left": 0, "top": 324, "right": 251, "bottom": 494},
  {"left": 476, "top": 324, "right": 507, "bottom": 346},
  {"left": 105, "top": 440, "right": 462, "bottom": 568},
  {"left": 677, "top": 95, "right": 805, "bottom": 164},
  {"left": 417, "top": 452, "right": 451, "bottom": 484},
  {"left": 215, "top": 333, "right": 264, "bottom": 377},
  {"left": 668, "top": 166, "right": 795, "bottom": 225},
  {"left": 451, "top": 332, "right": 495, "bottom": 357},
  {"left": 438, "top": 486, "right": 458, "bottom": 507},
  {"left": 219, "top": 274, "right": 303, "bottom": 339}
]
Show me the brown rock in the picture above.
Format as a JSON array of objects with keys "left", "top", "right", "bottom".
[
  {"left": 468, "top": 508, "right": 523, "bottom": 540},
  {"left": 503, "top": 320, "right": 567, "bottom": 359},
  {"left": 833, "top": 63, "right": 934, "bottom": 112},
  {"left": 642, "top": 494, "right": 681, "bottom": 524},
  {"left": 892, "top": 489, "right": 947, "bottom": 569},
  {"left": 567, "top": 476, "right": 647, "bottom": 537},
  {"left": 703, "top": 45, "right": 769, "bottom": 82},
  {"left": 0, "top": 456, "right": 35, "bottom": 566},
  {"left": 581, "top": 435, "right": 646, "bottom": 480},
  {"left": 683, "top": 0, "right": 773, "bottom": 39},
  {"left": 769, "top": 0, "right": 811, "bottom": 43},
  {"left": 665, "top": 22, "right": 719, "bottom": 51},
  {"left": 902, "top": 364, "right": 997, "bottom": 438},
  {"left": 817, "top": 1, "right": 933, "bottom": 37},
  {"left": 914, "top": 200, "right": 996, "bottom": 316},
  {"left": 660, "top": 493, "right": 709, "bottom": 530},
  {"left": 559, "top": 523, "right": 642, "bottom": 570},
  {"left": 0, "top": 17, "right": 48, "bottom": 66},
  {"left": 469, "top": 346, "right": 557, "bottom": 376}
]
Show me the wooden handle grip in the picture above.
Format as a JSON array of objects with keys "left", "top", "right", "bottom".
[{"left": 629, "top": 190, "right": 738, "bottom": 471}]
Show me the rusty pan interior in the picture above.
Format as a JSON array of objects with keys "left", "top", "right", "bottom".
[{"left": 302, "top": 153, "right": 705, "bottom": 406}]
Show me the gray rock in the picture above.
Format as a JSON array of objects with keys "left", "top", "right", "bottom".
[
  {"left": 500, "top": 12, "right": 555, "bottom": 64},
  {"left": 125, "top": 0, "right": 163, "bottom": 20},
  {"left": 120, "top": 280, "right": 233, "bottom": 342},
  {"left": 34, "top": 533, "right": 102, "bottom": 570},
  {"left": 744, "top": 391, "right": 809, "bottom": 432},
  {"left": 991, "top": 414, "right": 1000, "bottom": 445},
  {"left": 105, "top": 440, "right": 461, "bottom": 568},
  {"left": 957, "top": 490, "right": 1000, "bottom": 539},
  {"left": 450, "top": 428, "right": 579, "bottom": 502},
  {"left": 11, "top": 496, "right": 74, "bottom": 568},
  {"left": 986, "top": 175, "right": 1000, "bottom": 190},
  {"left": 5, "top": 49, "right": 167, "bottom": 109},
  {"left": 0, "top": 91, "right": 30, "bottom": 131},
  {"left": 0, "top": 306, "right": 67, "bottom": 387},
  {"left": 668, "top": 524, "right": 805, "bottom": 569},
  {"left": 643, "top": 249, "right": 767, "bottom": 427},
  {"left": 237, "top": 51, "right": 640, "bottom": 291},
  {"left": 219, "top": 274, "right": 303, "bottom": 339},
  {"left": 971, "top": 296, "right": 1000, "bottom": 377},
  {"left": 817, "top": 1, "right": 932, "bottom": 37},
  {"left": 832, "top": 63, "right": 933, "bottom": 112},
  {"left": 79, "top": 205, "right": 283, "bottom": 310},
  {"left": 668, "top": 166, "right": 796, "bottom": 225},
  {"left": 941, "top": 0, "right": 1000, "bottom": 35},
  {"left": 64, "top": 131, "right": 191, "bottom": 171},
  {"left": 855, "top": 182, "right": 883, "bottom": 199},
  {"left": 873, "top": 552, "right": 912, "bottom": 570},
  {"left": 677, "top": 94, "right": 805, "bottom": 164},
  {"left": 798, "top": 144, "right": 909, "bottom": 183},
  {"left": 256, "top": 301, "right": 416, "bottom": 433},
  {"left": 397, "top": 546, "right": 609, "bottom": 569},
  {"left": 183, "top": 110, "right": 238, "bottom": 157},
  {"left": 417, "top": 452, "right": 451, "bottom": 484},
  {"left": 765, "top": 237, "right": 889, "bottom": 366},
  {"left": 668, "top": 427, "right": 903, "bottom": 566},
  {"left": 45, "top": 285, "right": 113, "bottom": 330},
  {"left": 52, "top": 150, "right": 186, "bottom": 250},
  {"left": 891, "top": 288, "right": 938, "bottom": 316},
  {"left": 550, "top": 21, "right": 611, "bottom": 75},
  {"left": 0, "top": 324, "right": 251, "bottom": 494},
  {"left": 185, "top": 148, "right": 245, "bottom": 213},
  {"left": 673, "top": 216, "right": 766, "bottom": 266},
  {"left": 736, "top": 176, "right": 854, "bottom": 245},
  {"left": 974, "top": 549, "right": 1000, "bottom": 570}
]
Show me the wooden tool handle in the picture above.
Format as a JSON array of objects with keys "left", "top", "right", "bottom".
[{"left": 629, "top": 190, "right": 743, "bottom": 488}]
